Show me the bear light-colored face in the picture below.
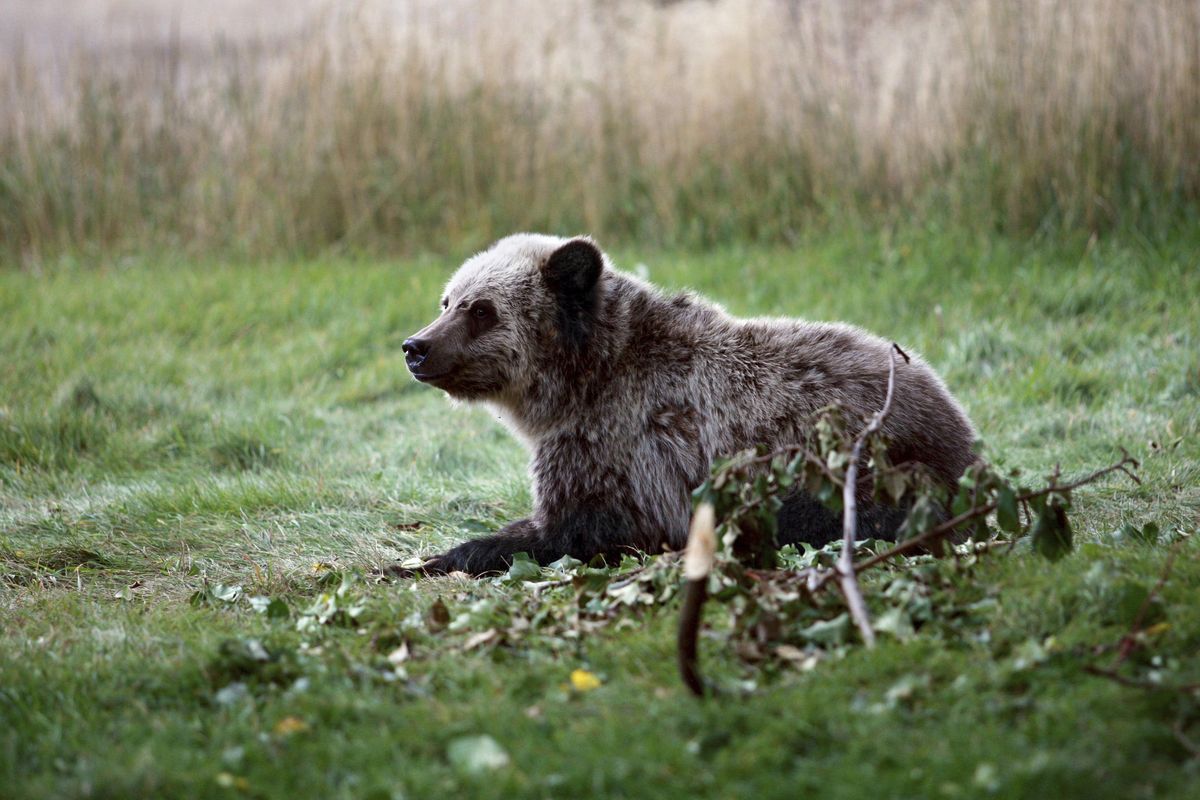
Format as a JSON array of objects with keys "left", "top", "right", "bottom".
[{"left": 403, "top": 234, "right": 604, "bottom": 401}]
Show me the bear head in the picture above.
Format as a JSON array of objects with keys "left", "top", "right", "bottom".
[{"left": 403, "top": 233, "right": 606, "bottom": 401}]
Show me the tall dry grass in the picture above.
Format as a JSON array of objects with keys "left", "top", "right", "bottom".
[{"left": 1, "top": 0, "right": 1198, "bottom": 265}]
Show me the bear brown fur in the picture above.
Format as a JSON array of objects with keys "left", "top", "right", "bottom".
[{"left": 400, "top": 234, "right": 977, "bottom": 575}]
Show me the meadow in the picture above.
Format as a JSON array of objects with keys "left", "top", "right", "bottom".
[
  {"left": 3, "top": 0, "right": 1200, "bottom": 796},
  {"left": 2, "top": 226, "right": 1199, "bottom": 798}
]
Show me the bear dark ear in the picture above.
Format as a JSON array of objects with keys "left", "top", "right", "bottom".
[
  {"left": 542, "top": 238, "right": 603, "bottom": 351},
  {"left": 542, "top": 238, "right": 603, "bottom": 299}
]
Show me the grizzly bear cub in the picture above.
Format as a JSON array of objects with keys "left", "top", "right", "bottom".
[{"left": 401, "top": 234, "right": 976, "bottom": 575}]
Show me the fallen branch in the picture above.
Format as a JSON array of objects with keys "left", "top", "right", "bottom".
[
  {"left": 1111, "top": 539, "right": 1183, "bottom": 668},
  {"left": 837, "top": 343, "right": 907, "bottom": 646},
  {"left": 675, "top": 337, "right": 1143, "bottom": 696},
  {"left": 678, "top": 344, "right": 906, "bottom": 693},
  {"left": 1174, "top": 719, "right": 1200, "bottom": 760},
  {"left": 1080, "top": 539, "right": 1198, "bottom": 702},
  {"left": 852, "top": 453, "right": 1140, "bottom": 573}
]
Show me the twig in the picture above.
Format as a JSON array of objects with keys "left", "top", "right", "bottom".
[
  {"left": 781, "top": 451, "right": 1140, "bottom": 599},
  {"left": 678, "top": 578, "right": 708, "bottom": 697},
  {"left": 835, "top": 343, "right": 906, "bottom": 646},
  {"left": 1112, "top": 540, "right": 1183, "bottom": 667},
  {"left": 606, "top": 554, "right": 677, "bottom": 591},
  {"left": 678, "top": 504, "right": 716, "bottom": 697},
  {"left": 1173, "top": 719, "right": 1200, "bottom": 760},
  {"left": 1082, "top": 664, "right": 1200, "bottom": 695},
  {"left": 741, "top": 446, "right": 843, "bottom": 486},
  {"left": 853, "top": 454, "right": 1140, "bottom": 573}
]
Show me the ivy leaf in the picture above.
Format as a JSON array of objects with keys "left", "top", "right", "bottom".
[
  {"left": 1031, "top": 499, "right": 1072, "bottom": 561},
  {"left": 951, "top": 485, "right": 973, "bottom": 517},
  {"left": 898, "top": 496, "right": 938, "bottom": 540}
]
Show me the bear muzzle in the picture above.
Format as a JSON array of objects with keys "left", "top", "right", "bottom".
[{"left": 404, "top": 334, "right": 463, "bottom": 384}]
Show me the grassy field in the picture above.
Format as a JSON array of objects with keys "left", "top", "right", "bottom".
[{"left": 2, "top": 226, "right": 1198, "bottom": 798}]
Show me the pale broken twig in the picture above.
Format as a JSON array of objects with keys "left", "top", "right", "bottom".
[{"left": 836, "top": 343, "right": 908, "bottom": 647}]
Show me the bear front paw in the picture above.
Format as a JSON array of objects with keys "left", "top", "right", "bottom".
[{"left": 423, "top": 540, "right": 514, "bottom": 576}]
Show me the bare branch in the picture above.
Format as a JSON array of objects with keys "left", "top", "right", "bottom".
[
  {"left": 1174, "top": 720, "right": 1200, "bottom": 759},
  {"left": 675, "top": 333, "right": 1142, "bottom": 696},
  {"left": 853, "top": 454, "right": 1140, "bottom": 573},
  {"left": 836, "top": 343, "right": 905, "bottom": 647}
]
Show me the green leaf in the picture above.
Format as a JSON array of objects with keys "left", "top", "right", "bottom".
[
  {"left": 447, "top": 735, "right": 510, "bottom": 775},
  {"left": 996, "top": 487, "right": 1020, "bottom": 533},
  {"left": 951, "top": 485, "right": 972, "bottom": 517},
  {"left": 546, "top": 554, "right": 583, "bottom": 574},
  {"left": 898, "top": 496, "right": 937, "bottom": 540},
  {"left": 873, "top": 607, "right": 914, "bottom": 640},
  {"left": 1109, "top": 581, "right": 1166, "bottom": 628},
  {"left": 1129, "top": 522, "right": 1160, "bottom": 545},
  {"left": 799, "top": 613, "right": 849, "bottom": 645},
  {"left": 882, "top": 469, "right": 908, "bottom": 503},
  {"left": 211, "top": 583, "right": 243, "bottom": 603},
  {"left": 505, "top": 552, "right": 542, "bottom": 582},
  {"left": 971, "top": 517, "right": 990, "bottom": 543},
  {"left": 1031, "top": 499, "right": 1072, "bottom": 561}
]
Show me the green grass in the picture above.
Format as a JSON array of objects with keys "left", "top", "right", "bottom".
[{"left": 2, "top": 226, "right": 1199, "bottom": 798}]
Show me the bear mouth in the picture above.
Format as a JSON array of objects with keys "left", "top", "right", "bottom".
[{"left": 409, "top": 368, "right": 455, "bottom": 384}]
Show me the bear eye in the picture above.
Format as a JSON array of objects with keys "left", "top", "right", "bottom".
[{"left": 466, "top": 301, "right": 498, "bottom": 336}]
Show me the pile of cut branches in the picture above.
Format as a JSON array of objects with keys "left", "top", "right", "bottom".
[{"left": 677, "top": 344, "right": 1141, "bottom": 696}]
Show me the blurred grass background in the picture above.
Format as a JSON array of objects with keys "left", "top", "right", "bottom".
[{"left": 2, "top": 0, "right": 1199, "bottom": 267}]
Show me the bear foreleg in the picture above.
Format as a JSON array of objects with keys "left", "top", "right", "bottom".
[{"left": 419, "top": 508, "right": 643, "bottom": 576}]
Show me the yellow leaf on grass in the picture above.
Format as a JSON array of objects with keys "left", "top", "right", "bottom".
[
  {"left": 273, "top": 716, "right": 310, "bottom": 736},
  {"left": 570, "top": 669, "right": 602, "bottom": 692},
  {"left": 215, "top": 772, "right": 249, "bottom": 790}
]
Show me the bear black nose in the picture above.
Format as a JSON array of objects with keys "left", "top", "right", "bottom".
[{"left": 403, "top": 337, "right": 430, "bottom": 367}]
